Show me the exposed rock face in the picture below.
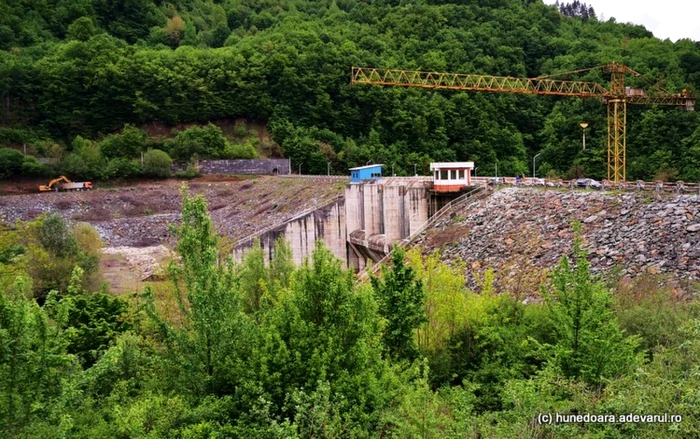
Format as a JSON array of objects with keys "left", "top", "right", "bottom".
[
  {"left": 415, "top": 188, "right": 700, "bottom": 296},
  {"left": 103, "top": 245, "right": 173, "bottom": 281}
]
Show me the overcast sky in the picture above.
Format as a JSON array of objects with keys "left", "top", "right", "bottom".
[{"left": 542, "top": 0, "right": 700, "bottom": 42}]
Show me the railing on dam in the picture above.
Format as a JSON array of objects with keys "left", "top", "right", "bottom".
[
  {"left": 357, "top": 185, "right": 490, "bottom": 282},
  {"left": 471, "top": 176, "right": 700, "bottom": 194}
]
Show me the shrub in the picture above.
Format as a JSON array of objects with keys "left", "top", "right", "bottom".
[
  {"left": 100, "top": 124, "right": 149, "bottom": 160},
  {"left": 169, "top": 123, "right": 229, "bottom": 162},
  {"left": 62, "top": 292, "right": 130, "bottom": 367},
  {"left": 175, "top": 162, "right": 199, "bottom": 179},
  {"left": 222, "top": 140, "right": 258, "bottom": 159},
  {"left": 143, "top": 149, "right": 173, "bottom": 178},
  {"left": 0, "top": 147, "right": 25, "bottom": 178},
  {"left": 106, "top": 157, "right": 143, "bottom": 179},
  {"left": 21, "top": 155, "right": 50, "bottom": 177},
  {"left": 61, "top": 136, "right": 107, "bottom": 180}
]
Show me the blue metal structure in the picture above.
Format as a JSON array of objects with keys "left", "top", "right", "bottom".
[{"left": 349, "top": 164, "right": 383, "bottom": 183}]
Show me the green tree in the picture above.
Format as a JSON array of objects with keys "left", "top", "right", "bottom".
[
  {"left": 152, "top": 184, "right": 253, "bottom": 396},
  {"left": 541, "top": 223, "right": 640, "bottom": 384},
  {"left": 371, "top": 247, "right": 427, "bottom": 362},
  {"left": 0, "top": 289, "right": 77, "bottom": 435},
  {"left": 100, "top": 124, "right": 148, "bottom": 160},
  {"left": 0, "top": 148, "right": 24, "bottom": 179},
  {"left": 143, "top": 149, "right": 172, "bottom": 178},
  {"left": 268, "top": 241, "right": 391, "bottom": 432},
  {"left": 169, "top": 124, "right": 230, "bottom": 162},
  {"left": 62, "top": 136, "right": 106, "bottom": 180},
  {"left": 66, "top": 17, "right": 96, "bottom": 41}
]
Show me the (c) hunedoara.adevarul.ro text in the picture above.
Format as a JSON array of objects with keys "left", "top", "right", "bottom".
[{"left": 537, "top": 413, "right": 683, "bottom": 425}]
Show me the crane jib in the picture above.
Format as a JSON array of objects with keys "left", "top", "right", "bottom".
[{"left": 350, "top": 65, "right": 695, "bottom": 183}]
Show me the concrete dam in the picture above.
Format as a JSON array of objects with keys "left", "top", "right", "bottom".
[{"left": 233, "top": 177, "right": 448, "bottom": 270}]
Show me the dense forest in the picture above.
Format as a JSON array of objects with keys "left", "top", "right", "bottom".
[
  {"left": 2, "top": 187, "right": 699, "bottom": 437},
  {"left": 1, "top": 0, "right": 700, "bottom": 180}
]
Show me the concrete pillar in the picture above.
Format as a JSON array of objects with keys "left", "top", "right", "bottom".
[
  {"left": 382, "top": 185, "right": 403, "bottom": 243},
  {"left": 347, "top": 243, "right": 366, "bottom": 271},
  {"left": 406, "top": 187, "right": 429, "bottom": 236},
  {"left": 319, "top": 201, "right": 347, "bottom": 263},
  {"left": 363, "top": 184, "right": 382, "bottom": 236},
  {"left": 345, "top": 184, "right": 363, "bottom": 235},
  {"left": 285, "top": 216, "right": 317, "bottom": 265}
]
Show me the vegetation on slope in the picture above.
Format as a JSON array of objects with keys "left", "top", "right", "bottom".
[{"left": 1, "top": 187, "right": 699, "bottom": 437}]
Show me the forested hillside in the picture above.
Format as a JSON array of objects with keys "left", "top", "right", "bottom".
[{"left": 1, "top": 0, "right": 700, "bottom": 180}]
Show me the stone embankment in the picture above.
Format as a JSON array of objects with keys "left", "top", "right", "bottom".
[
  {"left": 0, "top": 176, "right": 347, "bottom": 247},
  {"left": 415, "top": 188, "right": 700, "bottom": 296}
]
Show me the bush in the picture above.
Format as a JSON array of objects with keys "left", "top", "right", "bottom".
[
  {"left": 0, "top": 147, "right": 25, "bottom": 178},
  {"left": 61, "top": 136, "right": 107, "bottom": 180},
  {"left": 106, "top": 157, "right": 143, "bottom": 179},
  {"left": 175, "top": 162, "right": 199, "bottom": 179},
  {"left": 222, "top": 140, "right": 258, "bottom": 159},
  {"left": 21, "top": 155, "right": 51, "bottom": 177},
  {"left": 169, "top": 123, "right": 229, "bottom": 162},
  {"left": 100, "top": 124, "right": 149, "bottom": 160},
  {"left": 143, "top": 149, "right": 173, "bottom": 178}
]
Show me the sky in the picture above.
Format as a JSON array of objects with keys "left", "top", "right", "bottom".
[{"left": 542, "top": 0, "right": 700, "bottom": 42}]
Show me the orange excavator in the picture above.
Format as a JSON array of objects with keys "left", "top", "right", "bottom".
[{"left": 39, "top": 175, "right": 93, "bottom": 192}]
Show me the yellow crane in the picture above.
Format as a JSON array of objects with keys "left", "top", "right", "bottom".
[{"left": 351, "top": 63, "right": 696, "bottom": 183}]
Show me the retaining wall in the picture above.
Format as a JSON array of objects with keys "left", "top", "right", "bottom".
[{"left": 171, "top": 159, "right": 290, "bottom": 175}]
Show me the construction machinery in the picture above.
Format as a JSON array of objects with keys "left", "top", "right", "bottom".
[
  {"left": 39, "top": 175, "right": 92, "bottom": 192},
  {"left": 351, "top": 63, "right": 696, "bottom": 183}
]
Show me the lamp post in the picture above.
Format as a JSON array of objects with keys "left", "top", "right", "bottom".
[
  {"left": 533, "top": 152, "right": 542, "bottom": 180},
  {"left": 474, "top": 167, "right": 478, "bottom": 177},
  {"left": 495, "top": 161, "right": 498, "bottom": 181},
  {"left": 414, "top": 163, "right": 417, "bottom": 177},
  {"left": 392, "top": 163, "right": 395, "bottom": 176},
  {"left": 327, "top": 162, "right": 330, "bottom": 176},
  {"left": 580, "top": 122, "right": 588, "bottom": 150},
  {"left": 298, "top": 163, "right": 302, "bottom": 175}
]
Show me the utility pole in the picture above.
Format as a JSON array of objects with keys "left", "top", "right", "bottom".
[
  {"left": 414, "top": 163, "right": 417, "bottom": 176},
  {"left": 533, "top": 152, "right": 542, "bottom": 180},
  {"left": 299, "top": 163, "right": 302, "bottom": 175}
]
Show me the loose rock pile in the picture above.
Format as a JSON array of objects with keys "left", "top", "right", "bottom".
[
  {"left": 416, "top": 188, "right": 700, "bottom": 295},
  {"left": 0, "top": 177, "right": 347, "bottom": 247}
]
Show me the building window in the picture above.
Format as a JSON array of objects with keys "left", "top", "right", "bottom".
[
  {"left": 371, "top": 172, "right": 381, "bottom": 178},
  {"left": 434, "top": 170, "right": 440, "bottom": 180},
  {"left": 459, "top": 169, "right": 465, "bottom": 180},
  {"left": 440, "top": 170, "right": 448, "bottom": 180}
]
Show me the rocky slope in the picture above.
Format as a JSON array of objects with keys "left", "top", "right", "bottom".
[
  {"left": 414, "top": 188, "right": 700, "bottom": 297},
  {"left": 0, "top": 176, "right": 347, "bottom": 246}
]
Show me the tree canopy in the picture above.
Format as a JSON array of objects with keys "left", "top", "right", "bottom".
[{"left": 0, "top": 0, "right": 699, "bottom": 180}]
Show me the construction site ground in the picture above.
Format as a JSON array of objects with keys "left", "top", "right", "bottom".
[{"left": 0, "top": 175, "right": 348, "bottom": 294}]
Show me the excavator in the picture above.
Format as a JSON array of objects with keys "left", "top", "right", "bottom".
[{"left": 39, "top": 176, "right": 93, "bottom": 192}]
